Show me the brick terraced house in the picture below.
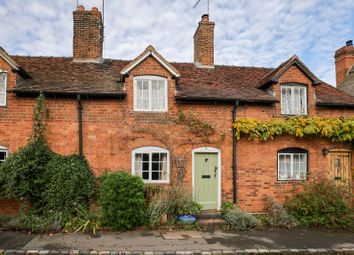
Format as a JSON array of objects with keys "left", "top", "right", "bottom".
[{"left": 0, "top": 6, "right": 354, "bottom": 213}]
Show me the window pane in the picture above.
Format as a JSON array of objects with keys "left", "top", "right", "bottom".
[
  {"left": 0, "top": 151, "right": 6, "bottom": 162},
  {"left": 300, "top": 88, "right": 306, "bottom": 114},
  {"left": 281, "top": 86, "right": 307, "bottom": 115},
  {"left": 135, "top": 81, "right": 143, "bottom": 109},
  {"left": 133, "top": 149, "right": 169, "bottom": 182},
  {"left": 142, "top": 81, "right": 149, "bottom": 110},
  {"left": 299, "top": 153, "right": 307, "bottom": 179},
  {"left": 151, "top": 80, "right": 165, "bottom": 111},
  {"left": 279, "top": 152, "right": 307, "bottom": 180}
]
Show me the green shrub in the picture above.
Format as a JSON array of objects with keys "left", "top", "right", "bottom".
[
  {"left": 146, "top": 186, "right": 201, "bottom": 227},
  {"left": 223, "top": 207, "right": 260, "bottom": 230},
  {"left": 265, "top": 197, "right": 298, "bottom": 229},
  {"left": 43, "top": 155, "right": 96, "bottom": 217},
  {"left": 0, "top": 141, "right": 54, "bottom": 210},
  {"left": 221, "top": 201, "right": 234, "bottom": 215},
  {"left": 19, "top": 209, "right": 62, "bottom": 233},
  {"left": 64, "top": 203, "right": 100, "bottom": 236},
  {"left": 99, "top": 171, "right": 145, "bottom": 230},
  {"left": 285, "top": 179, "right": 353, "bottom": 229}
]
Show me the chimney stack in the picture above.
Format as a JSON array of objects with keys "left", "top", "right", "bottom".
[
  {"left": 335, "top": 40, "right": 354, "bottom": 86},
  {"left": 194, "top": 14, "right": 215, "bottom": 68},
  {"left": 73, "top": 5, "right": 103, "bottom": 63}
]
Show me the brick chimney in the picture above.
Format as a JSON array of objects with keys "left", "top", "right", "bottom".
[
  {"left": 194, "top": 14, "right": 215, "bottom": 68},
  {"left": 73, "top": 5, "right": 103, "bottom": 63},
  {"left": 335, "top": 40, "right": 354, "bottom": 86}
]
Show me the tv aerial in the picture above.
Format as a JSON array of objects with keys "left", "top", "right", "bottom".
[{"left": 193, "top": 0, "right": 210, "bottom": 16}]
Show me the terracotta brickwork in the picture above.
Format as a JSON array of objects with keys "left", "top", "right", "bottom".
[
  {"left": 335, "top": 42, "right": 354, "bottom": 86},
  {"left": 1, "top": 52, "right": 354, "bottom": 215},
  {"left": 73, "top": 5, "right": 103, "bottom": 62},
  {"left": 194, "top": 14, "right": 215, "bottom": 67}
]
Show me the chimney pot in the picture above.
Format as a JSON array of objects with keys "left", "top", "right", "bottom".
[
  {"left": 92, "top": 6, "right": 98, "bottom": 12},
  {"left": 77, "top": 5, "right": 85, "bottom": 11},
  {"left": 201, "top": 14, "right": 209, "bottom": 21},
  {"left": 346, "top": 40, "right": 353, "bottom": 47}
]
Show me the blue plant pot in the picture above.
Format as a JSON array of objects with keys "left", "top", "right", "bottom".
[{"left": 177, "top": 214, "right": 197, "bottom": 224}]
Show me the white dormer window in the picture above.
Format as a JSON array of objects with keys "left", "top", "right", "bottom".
[
  {"left": 281, "top": 84, "right": 307, "bottom": 115},
  {"left": 0, "top": 71, "right": 7, "bottom": 106},
  {"left": 134, "top": 76, "right": 168, "bottom": 112}
]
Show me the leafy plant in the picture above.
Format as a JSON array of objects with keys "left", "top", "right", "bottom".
[
  {"left": 29, "top": 92, "right": 46, "bottom": 143},
  {"left": 0, "top": 141, "right": 54, "bottom": 210},
  {"left": 223, "top": 207, "right": 261, "bottom": 230},
  {"left": 146, "top": 186, "right": 201, "bottom": 227},
  {"left": 99, "top": 171, "right": 145, "bottom": 231},
  {"left": 234, "top": 116, "right": 354, "bottom": 143},
  {"left": 19, "top": 208, "right": 63, "bottom": 233},
  {"left": 64, "top": 203, "right": 100, "bottom": 236},
  {"left": 221, "top": 201, "right": 234, "bottom": 215},
  {"left": 265, "top": 197, "right": 298, "bottom": 229},
  {"left": 285, "top": 179, "right": 353, "bottom": 229},
  {"left": 42, "top": 154, "right": 96, "bottom": 218}
]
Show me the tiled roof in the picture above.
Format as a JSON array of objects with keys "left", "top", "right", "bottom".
[
  {"left": 316, "top": 79, "right": 354, "bottom": 107},
  {"left": 174, "top": 63, "right": 276, "bottom": 103},
  {"left": 7, "top": 54, "right": 354, "bottom": 106},
  {"left": 11, "top": 56, "right": 129, "bottom": 97}
]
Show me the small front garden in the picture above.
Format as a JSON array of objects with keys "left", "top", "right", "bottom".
[{"left": 0, "top": 94, "right": 353, "bottom": 234}]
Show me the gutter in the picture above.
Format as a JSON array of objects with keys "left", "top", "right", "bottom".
[
  {"left": 77, "top": 95, "right": 83, "bottom": 158},
  {"left": 232, "top": 101, "right": 239, "bottom": 204}
]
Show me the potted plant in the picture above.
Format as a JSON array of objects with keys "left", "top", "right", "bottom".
[{"left": 176, "top": 200, "right": 202, "bottom": 224}]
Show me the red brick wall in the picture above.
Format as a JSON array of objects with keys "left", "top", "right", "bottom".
[
  {"left": 0, "top": 56, "right": 353, "bottom": 215},
  {"left": 335, "top": 44, "right": 354, "bottom": 86}
]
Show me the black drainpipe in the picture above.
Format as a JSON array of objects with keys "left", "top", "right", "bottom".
[
  {"left": 77, "top": 95, "right": 83, "bottom": 158},
  {"left": 232, "top": 101, "right": 239, "bottom": 204}
]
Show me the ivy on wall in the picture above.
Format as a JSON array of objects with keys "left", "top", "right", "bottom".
[{"left": 233, "top": 116, "right": 354, "bottom": 143}]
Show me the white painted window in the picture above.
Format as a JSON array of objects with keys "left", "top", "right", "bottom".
[
  {"left": 132, "top": 146, "right": 170, "bottom": 183},
  {"left": 278, "top": 149, "right": 307, "bottom": 181},
  {"left": 281, "top": 85, "right": 307, "bottom": 115},
  {"left": 0, "top": 71, "right": 7, "bottom": 106},
  {"left": 0, "top": 147, "right": 8, "bottom": 164},
  {"left": 134, "top": 76, "right": 168, "bottom": 112}
]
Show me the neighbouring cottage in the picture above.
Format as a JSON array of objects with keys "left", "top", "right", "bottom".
[{"left": 0, "top": 5, "right": 353, "bottom": 214}]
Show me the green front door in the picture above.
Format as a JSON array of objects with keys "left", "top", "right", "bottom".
[{"left": 194, "top": 152, "right": 218, "bottom": 210}]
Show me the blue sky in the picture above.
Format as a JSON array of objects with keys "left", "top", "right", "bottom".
[{"left": 0, "top": 0, "right": 353, "bottom": 85}]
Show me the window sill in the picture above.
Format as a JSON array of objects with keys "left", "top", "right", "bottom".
[
  {"left": 143, "top": 180, "right": 170, "bottom": 184},
  {"left": 276, "top": 179, "right": 307, "bottom": 184},
  {"left": 280, "top": 114, "right": 308, "bottom": 117}
]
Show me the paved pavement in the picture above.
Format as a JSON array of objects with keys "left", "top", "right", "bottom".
[{"left": 0, "top": 229, "right": 353, "bottom": 251}]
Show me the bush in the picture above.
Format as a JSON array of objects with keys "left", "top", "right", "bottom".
[
  {"left": 146, "top": 186, "right": 201, "bottom": 227},
  {"left": 19, "top": 209, "right": 62, "bottom": 233},
  {"left": 42, "top": 155, "right": 96, "bottom": 217},
  {"left": 221, "top": 201, "right": 234, "bottom": 215},
  {"left": 0, "top": 141, "right": 54, "bottom": 210},
  {"left": 285, "top": 179, "right": 353, "bottom": 229},
  {"left": 265, "top": 197, "right": 298, "bottom": 229},
  {"left": 223, "top": 207, "right": 260, "bottom": 230},
  {"left": 99, "top": 171, "right": 145, "bottom": 230}
]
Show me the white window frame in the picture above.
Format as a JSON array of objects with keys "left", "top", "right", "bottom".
[
  {"left": 0, "top": 70, "right": 7, "bottom": 107},
  {"left": 277, "top": 151, "right": 307, "bottom": 181},
  {"left": 280, "top": 84, "right": 307, "bottom": 116},
  {"left": 131, "top": 146, "right": 170, "bottom": 184},
  {"left": 0, "top": 146, "right": 8, "bottom": 163},
  {"left": 133, "top": 76, "right": 168, "bottom": 112}
]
